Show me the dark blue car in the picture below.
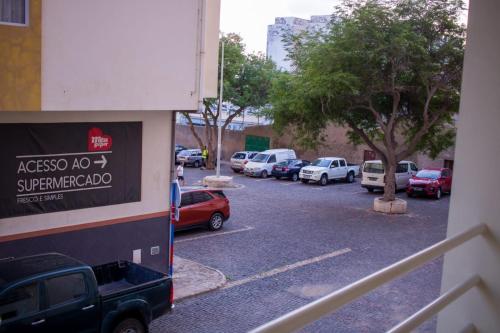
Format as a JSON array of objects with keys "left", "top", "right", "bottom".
[{"left": 271, "top": 159, "right": 310, "bottom": 181}]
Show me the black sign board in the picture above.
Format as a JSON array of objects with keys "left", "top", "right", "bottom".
[{"left": 0, "top": 122, "right": 142, "bottom": 218}]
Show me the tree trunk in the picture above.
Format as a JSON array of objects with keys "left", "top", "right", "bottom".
[
  {"left": 205, "top": 126, "right": 217, "bottom": 169},
  {"left": 382, "top": 162, "right": 397, "bottom": 201}
]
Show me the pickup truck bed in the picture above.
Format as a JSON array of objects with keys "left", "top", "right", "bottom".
[{"left": 93, "top": 261, "right": 167, "bottom": 298}]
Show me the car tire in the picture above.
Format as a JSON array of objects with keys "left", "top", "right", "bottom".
[
  {"left": 261, "top": 170, "right": 268, "bottom": 178},
  {"left": 275, "top": 176, "right": 281, "bottom": 180},
  {"left": 194, "top": 160, "right": 200, "bottom": 168},
  {"left": 435, "top": 187, "right": 442, "bottom": 200},
  {"left": 208, "top": 213, "right": 224, "bottom": 231},
  {"left": 320, "top": 174, "right": 328, "bottom": 186},
  {"left": 301, "top": 179, "right": 308, "bottom": 184},
  {"left": 292, "top": 173, "right": 299, "bottom": 182},
  {"left": 367, "top": 188, "right": 374, "bottom": 193},
  {"left": 113, "top": 318, "right": 145, "bottom": 333},
  {"left": 346, "top": 171, "right": 355, "bottom": 183},
  {"left": 233, "top": 169, "right": 240, "bottom": 173},
  {"left": 407, "top": 192, "right": 413, "bottom": 198}
]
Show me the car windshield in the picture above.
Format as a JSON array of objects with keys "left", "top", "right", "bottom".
[
  {"left": 416, "top": 170, "right": 441, "bottom": 179},
  {"left": 252, "top": 153, "right": 269, "bottom": 162},
  {"left": 364, "top": 162, "right": 384, "bottom": 174},
  {"left": 178, "top": 150, "right": 191, "bottom": 156},
  {"left": 232, "top": 153, "right": 246, "bottom": 159},
  {"left": 276, "top": 161, "right": 288, "bottom": 167},
  {"left": 311, "top": 159, "right": 331, "bottom": 167}
]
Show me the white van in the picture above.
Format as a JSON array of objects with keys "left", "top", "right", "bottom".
[
  {"left": 361, "top": 160, "right": 418, "bottom": 192},
  {"left": 244, "top": 149, "right": 296, "bottom": 178}
]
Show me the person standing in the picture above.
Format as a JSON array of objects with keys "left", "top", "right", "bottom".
[
  {"left": 177, "top": 162, "right": 185, "bottom": 186},
  {"left": 202, "top": 146, "right": 209, "bottom": 168}
]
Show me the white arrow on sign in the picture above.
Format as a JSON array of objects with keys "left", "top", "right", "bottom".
[{"left": 94, "top": 155, "right": 107, "bottom": 169}]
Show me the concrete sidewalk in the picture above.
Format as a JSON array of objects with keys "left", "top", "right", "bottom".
[{"left": 173, "top": 256, "right": 226, "bottom": 301}]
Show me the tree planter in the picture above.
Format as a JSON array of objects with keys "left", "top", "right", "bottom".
[
  {"left": 373, "top": 197, "right": 407, "bottom": 214},
  {"left": 203, "top": 175, "right": 234, "bottom": 188}
]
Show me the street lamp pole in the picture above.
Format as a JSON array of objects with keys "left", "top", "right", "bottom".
[{"left": 216, "top": 36, "right": 224, "bottom": 178}]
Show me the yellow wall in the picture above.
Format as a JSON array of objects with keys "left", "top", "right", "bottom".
[{"left": 0, "top": 0, "right": 41, "bottom": 111}]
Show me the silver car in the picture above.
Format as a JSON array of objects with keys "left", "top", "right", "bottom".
[
  {"left": 177, "top": 149, "right": 203, "bottom": 167},
  {"left": 230, "top": 151, "right": 258, "bottom": 173}
]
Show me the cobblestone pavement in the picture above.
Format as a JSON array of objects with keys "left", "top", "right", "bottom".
[{"left": 152, "top": 163, "right": 450, "bottom": 333}]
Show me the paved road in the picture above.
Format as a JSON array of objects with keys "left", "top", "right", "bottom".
[{"left": 152, "top": 164, "right": 450, "bottom": 333}]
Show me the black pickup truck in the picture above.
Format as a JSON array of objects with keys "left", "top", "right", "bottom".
[{"left": 0, "top": 253, "right": 172, "bottom": 333}]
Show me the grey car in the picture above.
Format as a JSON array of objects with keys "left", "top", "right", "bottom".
[{"left": 177, "top": 149, "right": 203, "bottom": 167}]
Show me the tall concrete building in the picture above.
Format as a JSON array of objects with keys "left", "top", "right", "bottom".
[
  {"left": 0, "top": 0, "right": 220, "bottom": 273},
  {"left": 266, "top": 15, "right": 331, "bottom": 71}
]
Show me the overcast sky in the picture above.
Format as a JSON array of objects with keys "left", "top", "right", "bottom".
[
  {"left": 220, "top": 0, "right": 468, "bottom": 55},
  {"left": 220, "top": 0, "right": 340, "bottom": 54}
]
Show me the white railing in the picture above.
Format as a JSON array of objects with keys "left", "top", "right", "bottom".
[{"left": 250, "top": 223, "right": 487, "bottom": 333}]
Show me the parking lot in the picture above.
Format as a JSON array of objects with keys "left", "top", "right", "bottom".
[{"left": 152, "top": 163, "right": 450, "bottom": 333}]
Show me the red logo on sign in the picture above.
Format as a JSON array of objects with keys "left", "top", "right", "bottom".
[{"left": 88, "top": 128, "right": 112, "bottom": 151}]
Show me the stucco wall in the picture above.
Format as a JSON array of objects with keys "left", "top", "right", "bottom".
[
  {"left": 176, "top": 123, "right": 453, "bottom": 167},
  {"left": 437, "top": 1, "right": 500, "bottom": 332},
  {"left": 0, "top": 0, "right": 41, "bottom": 111},
  {"left": 0, "top": 111, "right": 173, "bottom": 237},
  {"left": 41, "top": 0, "right": 216, "bottom": 111}
]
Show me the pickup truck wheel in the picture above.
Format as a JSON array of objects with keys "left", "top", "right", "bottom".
[
  {"left": 292, "top": 173, "right": 299, "bottom": 182},
  {"left": 208, "top": 213, "right": 224, "bottom": 231},
  {"left": 320, "top": 174, "right": 328, "bottom": 186},
  {"left": 435, "top": 188, "right": 442, "bottom": 200},
  {"left": 346, "top": 172, "right": 355, "bottom": 183},
  {"left": 261, "top": 170, "right": 268, "bottom": 178},
  {"left": 113, "top": 318, "right": 145, "bottom": 333},
  {"left": 194, "top": 160, "right": 200, "bottom": 168}
]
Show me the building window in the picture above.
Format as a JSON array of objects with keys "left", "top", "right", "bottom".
[{"left": 0, "top": 0, "right": 28, "bottom": 26}]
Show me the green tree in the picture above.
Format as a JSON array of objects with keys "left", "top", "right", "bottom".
[
  {"left": 270, "top": 0, "right": 465, "bottom": 201},
  {"left": 183, "top": 33, "right": 277, "bottom": 169}
]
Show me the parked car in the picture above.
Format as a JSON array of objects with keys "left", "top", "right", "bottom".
[
  {"left": 0, "top": 253, "right": 171, "bottom": 333},
  {"left": 177, "top": 188, "right": 230, "bottom": 231},
  {"left": 272, "top": 159, "right": 310, "bottom": 181},
  {"left": 230, "top": 151, "right": 258, "bottom": 173},
  {"left": 244, "top": 149, "right": 296, "bottom": 178},
  {"left": 361, "top": 160, "right": 418, "bottom": 192},
  {"left": 175, "top": 144, "right": 187, "bottom": 164},
  {"left": 176, "top": 148, "right": 203, "bottom": 167},
  {"left": 299, "top": 157, "right": 360, "bottom": 186},
  {"left": 407, "top": 168, "right": 452, "bottom": 199}
]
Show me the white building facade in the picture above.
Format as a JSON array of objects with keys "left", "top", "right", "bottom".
[{"left": 266, "top": 15, "right": 331, "bottom": 72}]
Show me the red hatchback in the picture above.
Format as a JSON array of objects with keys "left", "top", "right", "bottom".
[
  {"left": 176, "top": 188, "right": 230, "bottom": 231},
  {"left": 407, "top": 168, "right": 452, "bottom": 199}
]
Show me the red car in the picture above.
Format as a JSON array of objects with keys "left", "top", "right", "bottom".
[
  {"left": 407, "top": 168, "right": 452, "bottom": 199},
  {"left": 176, "top": 188, "right": 230, "bottom": 231}
]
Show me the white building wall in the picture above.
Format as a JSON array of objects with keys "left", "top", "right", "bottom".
[
  {"left": 41, "top": 0, "right": 219, "bottom": 111},
  {"left": 437, "top": 0, "right": 500, "bottom": 331},
  {"left": 266, "top": 15, "right": 330, "bottom": 72},
  {"left": 0, "top": 111, "right": 172, "bottom": 237}
]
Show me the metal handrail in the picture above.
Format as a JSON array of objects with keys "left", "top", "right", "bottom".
[
  {"left": 250, "top": 223, "right": 487, "bottom": 333},
  {"left": 387, "top": 275, "right": 481, "bottom": 333}
]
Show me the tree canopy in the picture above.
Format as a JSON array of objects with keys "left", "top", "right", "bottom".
[
  {"left": 269, "top": 0, "right": 465, "bottom": 200},
  {"left": 183, "top": 33, "right": 277, "bottom": 168}
]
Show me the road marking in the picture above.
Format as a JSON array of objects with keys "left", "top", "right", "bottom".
[
  {"left": 351, "top": 191, "right": 367, "bottom": 195},
  {"left": 222, "top": 248, "right": 352, "bottom": 290},
  {"left": 255, "top": 178, "right": 275, "bottom": 182},
  {"left": 175, "top": 226, "right": 255, "bottom": 243},
  {"left": 281, "top": 181, "right": 302, "bottom": 186}
]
